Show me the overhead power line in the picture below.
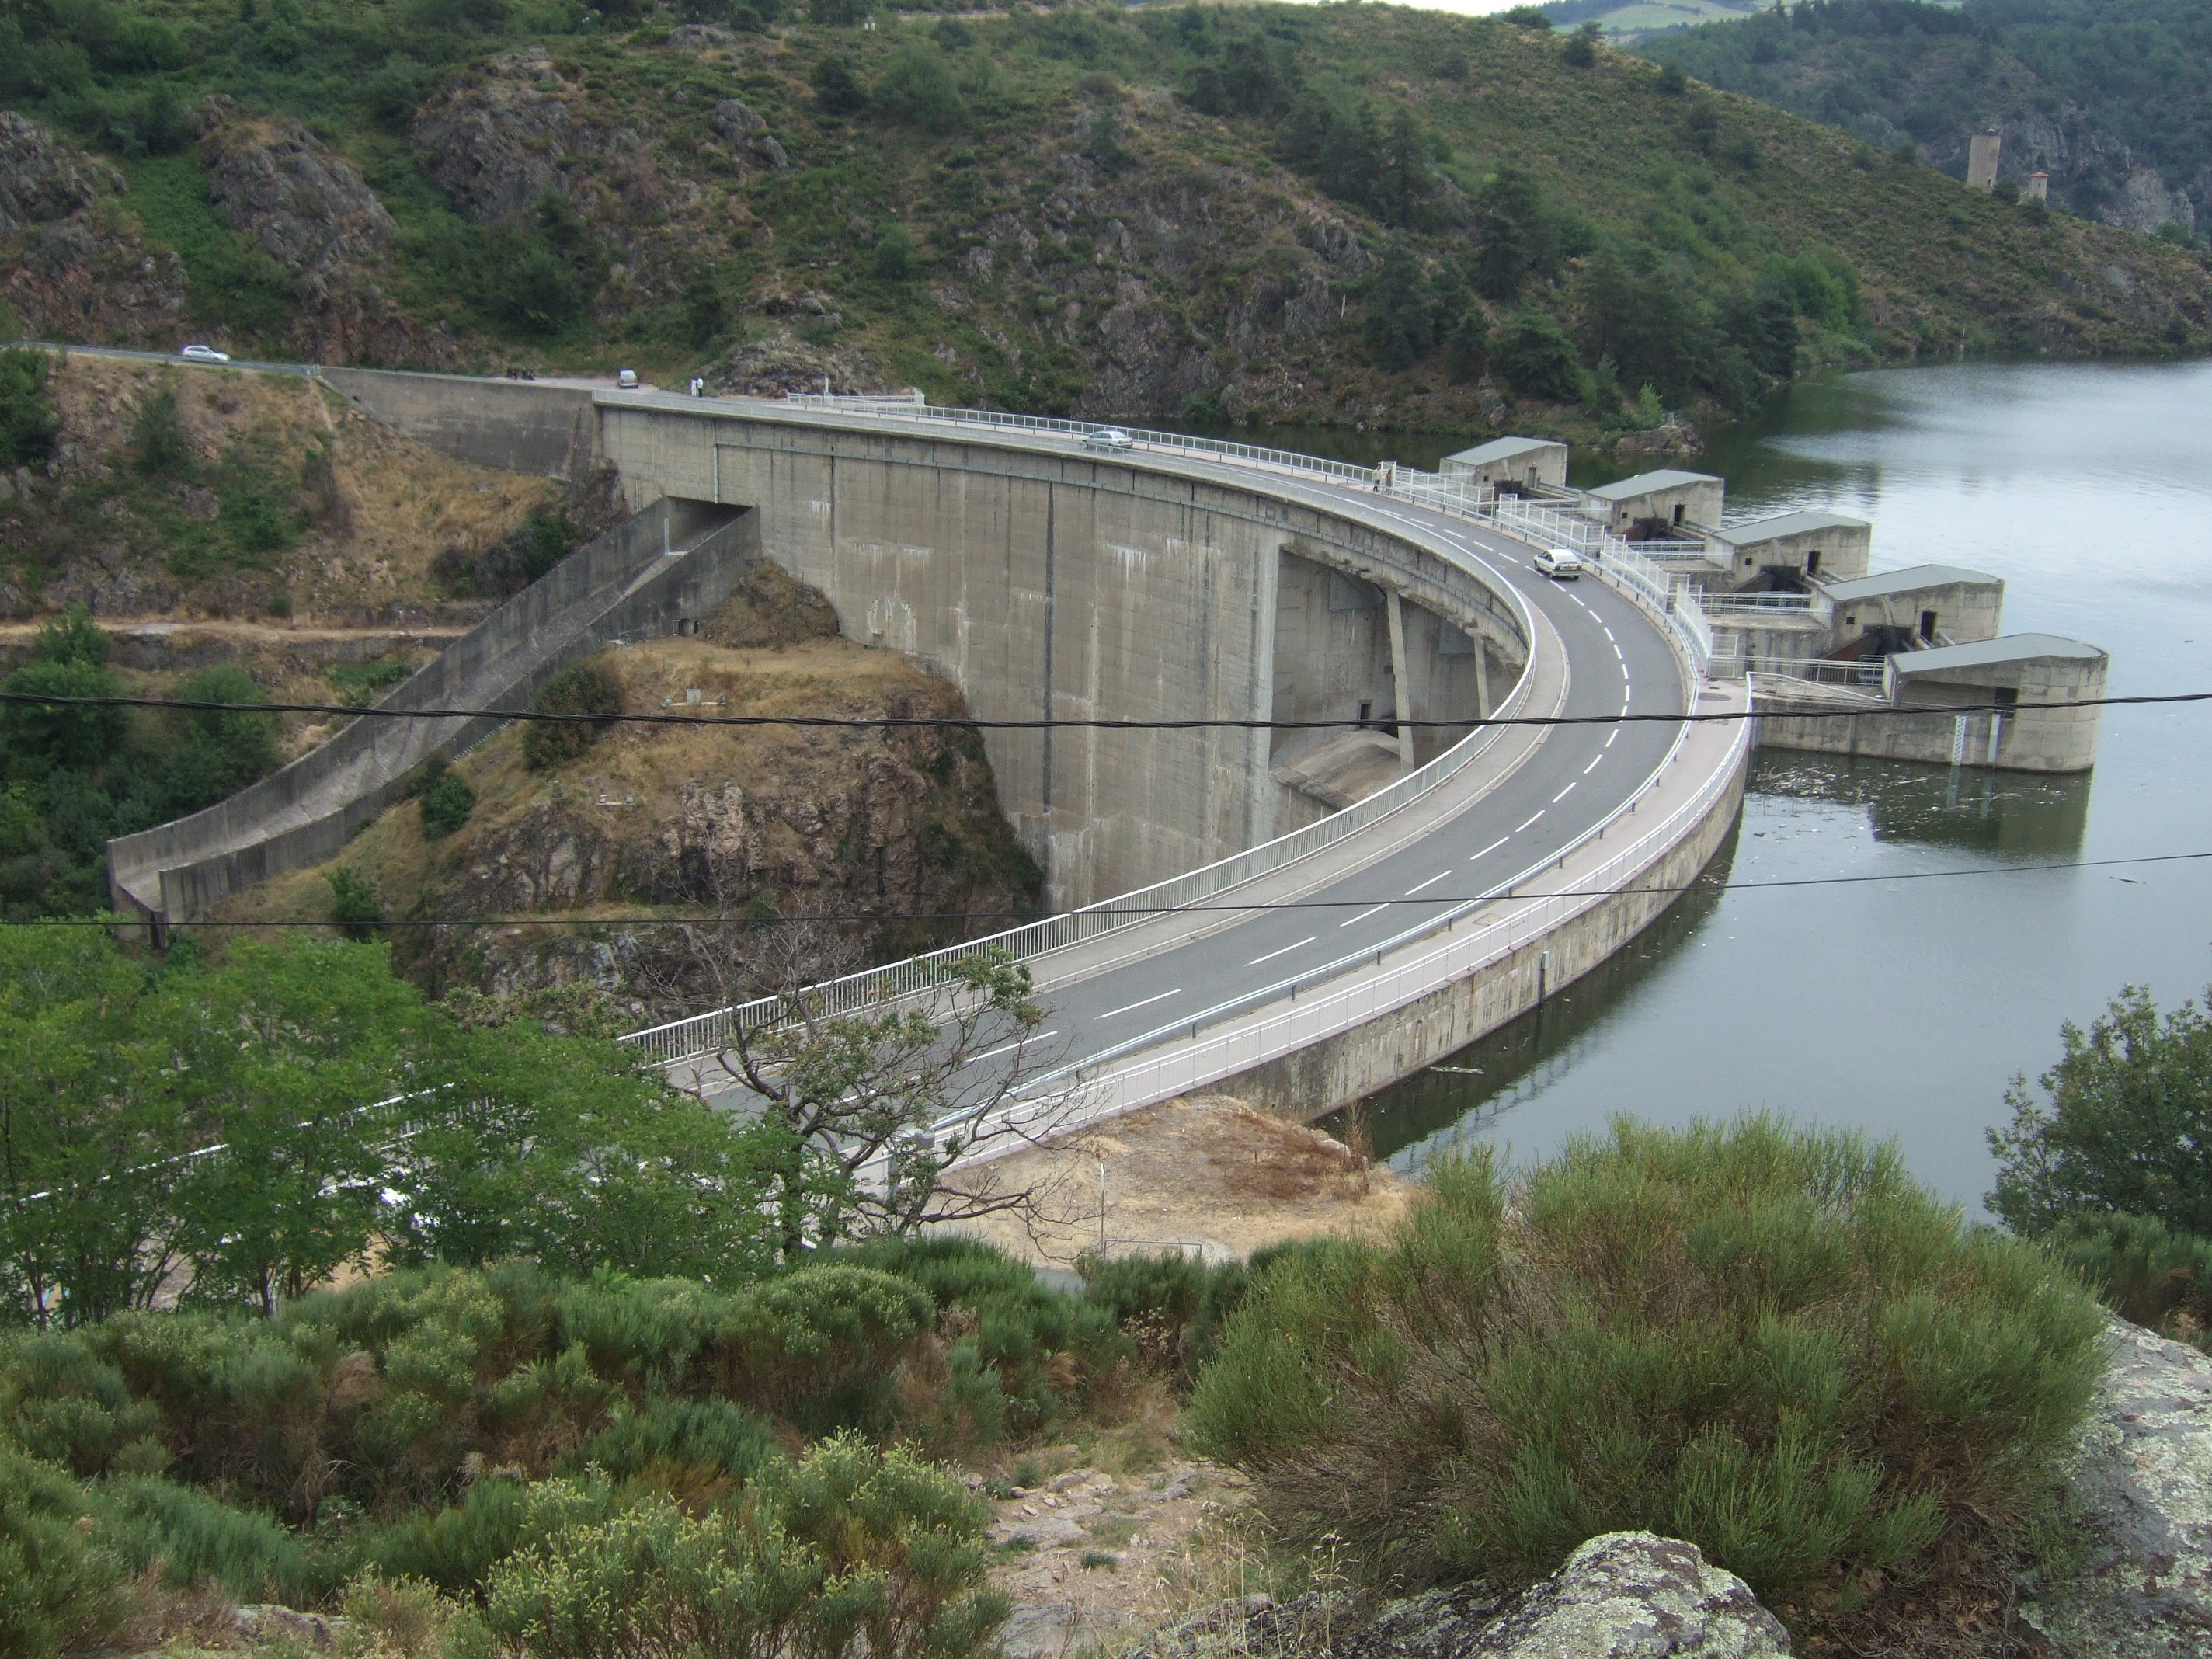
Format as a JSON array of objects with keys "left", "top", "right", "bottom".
[
  {"left": 21, "top": 850, "right": 2207, "bottom": 932},
  {"left": 2, "top": 687, "right": 2208, "bottom": 732}
]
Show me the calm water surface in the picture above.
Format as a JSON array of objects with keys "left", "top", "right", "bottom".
[{"left": 1238, "top": 360, "right": 2212, "bottom": 1208}]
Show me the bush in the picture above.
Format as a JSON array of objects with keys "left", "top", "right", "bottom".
[
  {"left": 0, "top": 349, "right": 59, "bottom": 468},
  {"left": 419, "top": 770, "right": 478, "bottom": 839},
  {"left": 520, "top": 658, "right": 624, "bottom": 772},
  {"left": 483, "top": 1436, "right": 1005, "bottom": 1659},
  {"left": 2048, "top": 1209, "right": 2212, "bottom": 1350},
  {"left": 1188, "top": 1118, "right": 2106, "bottom": 1622},
  {"left": 1988, "top": 986, "right": 2212, "bottom": 1236},
  {"left": 1080, "top": 1250, "right": 1247, "bottom": 1381},
  {"left": 328, "top": 865, "right": 384, "bottom": 938},
  {"left": 1562, "top": 20, "right": 1600, "bottom": 67},
  {"left": 0, "top": 1445, "right": 134, "bottom": 1657},
  {"left": 131, "top": 385, "right": 190, "bottom": 476},
  {"left": 872, "top": 224, "right": 918, "bottom": 283},
  {"left": 812, "top": 53, "right": 868, "bottom": 117},
  {"left": 1492, "top": 310, "right": 1584, "bottom": 402},
  {"left": 90, "top": 1472, "right": 311, "bottom": 1603},
  {"left": 875, "top": 42, "right": 968, "bottom": 134}
]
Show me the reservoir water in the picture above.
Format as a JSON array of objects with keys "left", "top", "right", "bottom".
[{"left": 1285, "top": 360, "right": 2212, "bottom": 1209}]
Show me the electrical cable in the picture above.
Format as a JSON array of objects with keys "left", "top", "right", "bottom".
[
  {"left": 16, "top": 849, "right": 2207, "bottom": 930},
  {"left": 3, "top": 686, "right": 2209, "bottom": 731}
]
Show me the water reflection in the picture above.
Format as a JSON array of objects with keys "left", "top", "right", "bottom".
[{"left": 1751, "top": 753, "right": 2091, "bottom": 857}]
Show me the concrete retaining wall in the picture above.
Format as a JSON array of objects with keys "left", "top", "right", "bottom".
[
  {"left": 317, "top": 367, "right": 601, "bottom": 480},
  {"left": 1216, "top": 752, "right": 1748, "bottom": 1120},
  {"left": 600, "top": 401, "right": 1529, "bottom": 909},
  {"left": 107, "top": 499, "right": 758, "bottom": 927}
]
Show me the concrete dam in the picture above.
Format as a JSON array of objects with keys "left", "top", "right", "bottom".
[{"left": 113, "top": 367, "right": 1772, "bottom": 1123}]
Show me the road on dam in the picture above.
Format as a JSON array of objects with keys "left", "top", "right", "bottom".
[{"left": 679, "top": 427, "right": 1694, "bottom": 1111}]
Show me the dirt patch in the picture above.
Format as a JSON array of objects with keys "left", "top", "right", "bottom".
[{"left": 964, "top": 1095, "right": 1413, "bottom": 1268}]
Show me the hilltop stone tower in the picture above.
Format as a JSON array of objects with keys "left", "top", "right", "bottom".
[
  {"left": 2026, "top": 172, "right": 2050, "bottom": 202},
  {"left": 1967, "top": 129, "right": 2002, "bottom": 191}
]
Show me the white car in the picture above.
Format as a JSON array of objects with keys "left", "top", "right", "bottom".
[
  {"left": 1080, "top": 427, "right": 1134, "bottom": 453},
  {"left": 1534, "top": 547, "right": 1584, "bottom": 579},
  {"left": 179, "top": 343, "right": 230, "bottom": 363},
  {"left": 616, "top": 367, "right": 640, "bottom": 390}
]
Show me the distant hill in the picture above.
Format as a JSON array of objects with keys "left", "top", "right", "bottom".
[
  {"left": 0, "top": 0, "right": 2205, "bottom": 448},
  {"left": 1630, "top": 0, "right": 2210, "bottom": 236}
]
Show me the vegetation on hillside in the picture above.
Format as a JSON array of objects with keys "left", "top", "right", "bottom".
[
  {"left": 1190, "top": 1118, "right": 2104, "bottom": 1641},
  {"left": 1636, "top": 0, "right": 2212, "bottom": 235},
  {"left": 0, "top": 1, "right": 2202, "bottom": 443}
]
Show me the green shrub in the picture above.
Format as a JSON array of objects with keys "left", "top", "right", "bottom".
[
  {"left": 811, "top": 52, "right": 868, "bottom": 116},
  {"left": 419, "top": 770, "right": 478, "bottom": 839},
  {"left": 1188, "top": 1118, "right": 2106, "bottom": 1621},
  {"left": 1080, "top": 1250, "right": 1247, "bottom": 1381},
  {"left": 872, "top": 224, "right": 918, "bottom": 283},
  {"left": 483, "top": 1436, "right": 1005, "bottom": 1659},
  {"left": 2049, "top": 1209, "right": 2212, "bottom": 1350},
  {"left": 131, "top": 385, "right": 190, "bottom": 475},
  {"left": 520, "top": 658, "right": 624, "bottom": 771},
  {"left": 0, "top": 1445, "right": 134, "bottom": 1658},
  {"left": 330, "top": 656, "right": 417, "bottom": 707},
  {"left": 0, "top": 349, "right": 60, "bottom": 468},
  {"left": 563, "top": 1397, "right": 777, "bottom": 1486},
  {"left": 329, "top": 865, "right": 384, "bottom": 938},
  {"left": 1492, "top": 310, "right": 1584, "bottom": 402},
  {"left": 90, "top": 1473, "right": 312, "bottom": 1603}
]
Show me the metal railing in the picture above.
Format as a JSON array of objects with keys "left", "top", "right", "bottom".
[
  {"left": 619, "top": 396, "right": 1709, "bottom": 1066},
  {"left": 1744, "top": 657, "right": 1888, "bottom": 688},
  {"left": 1702, "top": 591, "right": 1817, "bottom": 614},
  {"left": 1015, "top": 715, "right": 1753, "bottom": 1124}
]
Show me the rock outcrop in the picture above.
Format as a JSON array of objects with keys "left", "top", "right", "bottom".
[
  {"left": 1137, "top": 1536, "right": 1790, "bottom": 1659},
  {"left": 0, "top": 113, "right": 188, "bottom": 347},
  {"left": 197, "top": 113, "right": 447, "bottom": 365},
  {"left": 2029, "top": 1315, "right": 2212, "bottom": 1657}
]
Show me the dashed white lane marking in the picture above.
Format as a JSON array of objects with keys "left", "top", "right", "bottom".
[
  {"left": 1605, "top": 729, "right": 1619, "bottom": 748},
  {"left": 1469, "top": 836, "right": 1509, "bottom": 862},
  {"left": 1602, "top": 625, "right": 1616, "bottom": 643},
  {"left": 1553, "top": 781, "right": 1577, "bottom": 803},
  {"left": 964, "top": 1031, "right": 1056, "bottom": 1066},
  {"left": 1405, "top": 870, "right": 1452, "bottom": 896},
  {"left": 1248, "top": 936, "right": 1316, "bottom": 967},
  {"left": 1097, "top": 989, "right": 1181, "bottom": 1021},
  {"left": 1584, "top": 753, "right": 1604, "bottom": 774},
  {"left": 1622, "top": 660, "right": 1632, "bottom": 679},
  {"left": 1339, "top": 903, "right": 1390, "bottom": 929},
  {"left": 1515, "top": 809, "right": 1546, "bottom": 832}
]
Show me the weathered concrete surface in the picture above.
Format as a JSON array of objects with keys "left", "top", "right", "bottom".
[
  {"left": 2030, "top": 1315, "right": 2212, "bottom": 1657},
  {"left": 107, "top": 499, "right": 756, "bottom": 927},
  {"left": 319, "top": 366, "right": 600, "bottom": 480},
  {"left": 599, "top": 400, "right": 1527, "bottom": 909}
]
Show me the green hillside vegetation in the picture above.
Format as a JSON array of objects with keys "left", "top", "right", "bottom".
[
  {"left": 0, "top": 0, "right": 2203, "bottom": 443},
  {"left": 1636, "top": 0, "right": 2212, "bottom": 234}
]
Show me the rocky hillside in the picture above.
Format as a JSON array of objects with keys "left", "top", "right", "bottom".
[
  {"left": 0, "top": 2, "right": 2205, "bottom": 446},
  {"left": 1636, "top": 0, "right": 2207, "bottom": 236},
  {"left": 211, "top": 569, "right": 1043, "bottom": 1016}
]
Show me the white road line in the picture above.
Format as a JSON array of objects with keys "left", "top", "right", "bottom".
[
  {"left": 1405, "top": 870, "right": 1452, "bottom": 896},
  {"left": 1584, "top": 753, "right": 1603, "bottom": 774},
  {"left": 1338, "top": 903, "right": 1389, "bottom": 929},
  {"left": 1515, "top": 809, "right": 1545, "bottom": 832},
  {"left": 964, "top": 1031, "right": 1056, "bottom": 1067},
  {"left": 1602, "top": 625, "right": 1616, "bottom": 642},
  {"left": 1622, "top": 660, "right": 1632, "bottom": 679},
  {"left": 1552, "top": 781, "right": 1577, "bottom": 803},
  {"left": 1248, "top": 936, "right": 1316, "bottom": 967},
  {"left": 1468, "top": 836, "right": 1509, "bottom": 862},
  {"left": 1605, "top": 729, "right": 1619, "bottom": 747},
  {"left": 1097, "top": 989, "right": 1181, "bottom": 1021}
]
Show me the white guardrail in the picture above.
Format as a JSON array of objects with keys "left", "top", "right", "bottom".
[{"left": 620, "top": 398, "right": 1716, "bottom": 1068}]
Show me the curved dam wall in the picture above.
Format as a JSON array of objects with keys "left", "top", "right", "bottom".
[{"left": 596, "top": 398, "right": 1529, "bottom": 909}]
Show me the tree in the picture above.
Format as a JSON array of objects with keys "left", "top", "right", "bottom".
[
  {"left": 1362, "top": 241, "right": 1434, "bottom": 371},
  {"left": 0, "top": 927, "right": 179, "bottom": 1327},
  {"left": 1493, "top": 310, "right": 1583, "bottom": 402},
  {"left": 875, "top": 42, "right": 967, "bottom": 134},
  {"left": 1444, "top": 304, "right": 1491, "bottom": 381},
  {"left": 130, "top": 385, "right": 190, "bottom": 475},
  {"left": 0, "top": 350, "right": 60, "bottom": 469},
  {"left": 1573, "top": 249, "right": 1716, "bottom": 405},
  {"left": 656, "top": 921, "right": 1082, "bottom": 1261},
  {"left": 1469, "top": 165, "right": 1559, "bottom": 301},
  {"left": 1988, "top": 986, "right": 2212, "bottom": 1238},
  {"left": 1562, "top": 20, "right": 1601, "bottom": 68},
  {"left": 811, "top": 52, "right": 868, "bottom": 117},
  {"left": 872, "top": 224, "right": 918, "bottom": 283}
]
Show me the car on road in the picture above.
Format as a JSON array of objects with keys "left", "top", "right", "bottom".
[
  {"left": 616, "top": 367, "right": 640, "bottom": 389},
  {"left": 1080, "top": 427, "right": 1135, "bottom": 453},
  {"left": 179, "top": 344, "right": 230, "bottom": 363},
  {"left": 1533, "top": 547, "right": 1584, "bottom": 579}
]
